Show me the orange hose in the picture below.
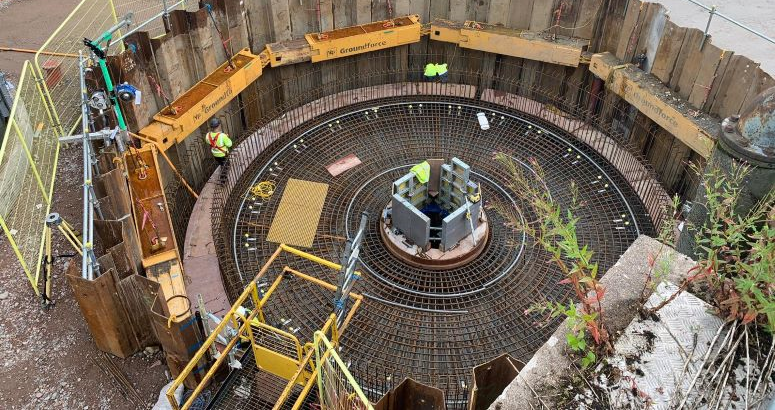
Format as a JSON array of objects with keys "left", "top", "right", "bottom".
[{"left": 0, "top": 47, "right": 78, "bottom": 58}]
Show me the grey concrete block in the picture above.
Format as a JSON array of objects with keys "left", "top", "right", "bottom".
[{"left": 490, "top": 235, "right": 697, "bottom": 410}]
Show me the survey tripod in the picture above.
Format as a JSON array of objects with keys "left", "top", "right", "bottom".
[{"left": 40, "top": 213, "right": 81, "bottom": 308}]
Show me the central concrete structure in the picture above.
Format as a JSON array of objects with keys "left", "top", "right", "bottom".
[{"left": 382, "top": 158, "right": 488, "bottom": 270}]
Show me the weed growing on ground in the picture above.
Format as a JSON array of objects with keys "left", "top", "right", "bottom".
[{"left": 492, "top": 153, "right": 611, "bottom": 368}]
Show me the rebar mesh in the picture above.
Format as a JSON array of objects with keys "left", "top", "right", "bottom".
[
  {"left": 214, "top": 96, "right": 654, "bottom": 408},
  {"left": 194, "top": 53, "right": 704, "bottom": 408}
]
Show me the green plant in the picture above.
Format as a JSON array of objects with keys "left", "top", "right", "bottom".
[
  {"left": 528, "top": 301, "right": 599, "bottom": 368},
  {"left": 637, "top": 194, "right": 679, "bottom": 309},
  {"left": 492, "top": 153, "right": 611, "bottom": 368},
  {"left": 687, "top": 161, "right": 775, "bottom": 330}
]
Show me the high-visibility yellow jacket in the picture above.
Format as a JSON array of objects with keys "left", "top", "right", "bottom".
[
  {"left": 411, "top": 161, "right": 431, "bottom": 184},
  {"left": 424, "top": 63, "right": 437, "bottom": 77},
  {"left": 206, "top": 131, "right": 232, "bottom": 157},
  {"left": 436, "top": 63, "right": 448, "bottom": 75}
]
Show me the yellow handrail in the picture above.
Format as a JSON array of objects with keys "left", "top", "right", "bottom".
[{"left": 166, "top": 245, "right": 363, "bottom": 410}]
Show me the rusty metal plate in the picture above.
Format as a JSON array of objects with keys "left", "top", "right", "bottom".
[{"left": 266, "top": 179, "right": 329, "bottom": 248}]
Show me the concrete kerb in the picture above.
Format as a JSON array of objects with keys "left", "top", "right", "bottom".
[{"left": 489, "top": 235, "right": 698, "bottom": 409}]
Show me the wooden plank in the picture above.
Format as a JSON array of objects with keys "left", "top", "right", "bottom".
[
  {"left": 479, "top": 53, "right": 497, "bottom": 90},
  {"left": 507, "top": 0, "right": 535, "bottom": 30},
  {"left": 540, "top": 62, "right": 566, "bottom": 99},
  {"left": 320, "top": 0, "right": 335, "bottom": 31},
  {"left": 333, "top": 0, "right": 351, "bottom": 28},
  {"left": 598, "top": 0, "right": 628, "bottom": 53},
  {"left": 394, "top": 0, "right": 412, "bottom": 17},
  {"left": 615, "top": 0, "right": 643, "bottom": 61},
  {"left": 740, "top": 67, "right": 775, "bottom": 114},
  {"left": 650, "top": 21, "right": 686, "bottom": 84},
  {"left": 327, "top": 154, "right": 363, "bottom": 176},
  {"left": 355, "top": 0, "right": 372, "bottom": 24},
  {"left": 667, "top": 28, "right": 701, "bottom": 93},
  {"left": 519, "top": 59, "right": 541, "bottom": 97},
  {"left": 572, "top": 0, "right": 601, "bottom": 39},
  {"left": 472, "top": 0, "right": 491, "bottom": 22},
  {"left": 428, "top": 0, "right": 449, "bottom": 20},
  {"left": 244, "top": 0, "right": 275, "bottom": 48},
  {"left": 635, "top": 3, "right": 668, "bottom": 73},
  {"left": 529, "top": 0, "right": 556, "bottom": 31},
  {"left": 590, "top": 52, "right": 718, "bottom": 158},
  {"left": 495, "top": 55, "right": 524, "bottom": 94},
  {"left": 702, "top": 49, "right": 734, "bottom": 113},
  {"left": 555, "top": 0, "right": 580, "bottom": 38},
  {"left": 563, "top": 65, "right": 587, "bottom": 111},
  {"left": 673, "top": 29, "right": 705, "bottom": 100},
  {"left": 487, "top": 0, "right": 511, "bottom": 26},
  {"left": 289, "top": 0, "right": 316, "bottom": 38},
  {"left": 372, "top": 0, "right": 389, "bottom": 21},
  {"left": 270, "top": 0, "right": 292, "bottom": 41},
  {"left": 449, "top": 0, "right": 468, "bottom": 22},
  {"left": 709, "top": 54, "right": 759, "bottom": 118},
  {"left": 687, "top": 42, "right": 726, "bottom": 109}
]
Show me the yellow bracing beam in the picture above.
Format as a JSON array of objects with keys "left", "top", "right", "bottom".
[
  {"left": 137, "top": 48, "right": 265, "bottom": 151},
  {"left": 430, "top": 19, "right": 589, "bottom": 67},
  {"left": 589, "top": 52, "right": 717, "bottom": 158},
  {"left": 305, "top": 15, "right": 422, "bottom": 63}
]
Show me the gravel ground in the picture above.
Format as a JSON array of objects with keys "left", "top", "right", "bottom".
[{"left": 0, "top": 144, "right": 168, "bottom": 409}]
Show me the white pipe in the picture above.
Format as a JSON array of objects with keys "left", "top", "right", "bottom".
[{"left": 476, "top": 112, "right": 490, "bottom": 130}]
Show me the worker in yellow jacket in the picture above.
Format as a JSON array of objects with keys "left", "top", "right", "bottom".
[
  {"left": 424, "top": 63, "right": 437, "bottom": 82},
  {"left": 205, "top": 117, "right": 232, "bottom": 183},
  {"left": 436, "top": 63, "right": 448, "bottom": 83}
]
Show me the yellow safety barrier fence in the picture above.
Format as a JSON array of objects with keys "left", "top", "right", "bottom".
[
  {"left": 0, "top": 62, "right": 61, "bottom": 295},
  {"left": 314, "top": 331, "right": 373, "bottom": 410},
  {"left": 167, "top": 244, "right": 364, "bottom": 410},
  {"left": 1, "top": 0, "right": 187, "bottom": 295}
]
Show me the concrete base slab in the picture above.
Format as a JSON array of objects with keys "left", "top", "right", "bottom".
[{"left": 489, "top": 236, "right": 697, "bottom": 409}]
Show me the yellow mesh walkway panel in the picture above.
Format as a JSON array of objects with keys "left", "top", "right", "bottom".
[{"left": 266, "top": 179, "right": 329, "bottom": 248}]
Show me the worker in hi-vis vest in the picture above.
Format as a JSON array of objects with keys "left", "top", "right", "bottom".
[
  {"left": 411, "top": 161, "right": 431, "bottom": 184},
  {"left": 205, "top": 117, "right": 232, "bottom": 183},
  {"left": 436, "top": 63, "right": 449, "bottom": 83},
  {"left": 424, "top": 63, "right": 437, "bottom": 82}
]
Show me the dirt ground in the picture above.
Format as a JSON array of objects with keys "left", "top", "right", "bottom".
[
  {"left": 0, "top": 0, "right": 81, "bottom": 81},
  {"left": 0, "top": 0, "right": 168, "bottom": 409}
]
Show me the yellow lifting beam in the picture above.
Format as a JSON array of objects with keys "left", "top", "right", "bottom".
[
  {"left": 589, "top": 52, "right": 717, "bottom": 158},
  {"left": 137, "top": 48, "right": 266, "bottom": 151},
  {"left": 136, "top": 15, "right": 595, "bottom": 151},
  {"left": 430, "top": 19, "right": 589, "bottom": 67},
  {"left": 305, "top": 15, "right": 422, "bottom": 63}
]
